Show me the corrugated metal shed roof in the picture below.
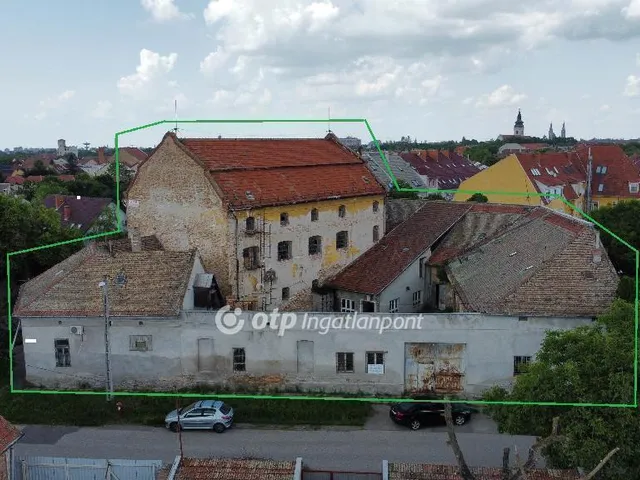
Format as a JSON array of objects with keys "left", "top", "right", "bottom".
[{"left": 12, "top": 456, "right": 163, "bottom": 480}]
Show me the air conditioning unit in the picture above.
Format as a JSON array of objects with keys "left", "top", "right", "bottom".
[{"left": 70, "top": 326, "right": 84, "bottom": 335}]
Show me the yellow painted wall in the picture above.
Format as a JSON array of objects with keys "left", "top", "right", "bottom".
[{"left": 453, "top": 155, "right": 542, "bottom": 206}]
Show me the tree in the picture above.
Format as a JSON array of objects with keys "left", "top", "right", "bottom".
[
  {"left": 590, "top": 200, "right": 639, "bottom": 276},
  {"left": 389, "top": 179, "right": 419, "bottom": 199},
  {"left": 65, "top": 153, "right": 81, "bottom": 174},
  {"left": 467, "top": 193, "right": 488, "bottom": 203},
  {"left": 96, "top": 161, "right": 133, "bottom": 204},
  {"left": 26, "top": 159, "right": 54, "bottom": 176},
  {"left": 481, "top": 299, "right": 636, "bottom": 479}
]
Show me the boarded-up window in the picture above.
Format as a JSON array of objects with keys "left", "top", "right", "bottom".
[
  {"left": 130, "top": 335, "right": 152, "bottom": 352},
  {"left": 278, "top": 241, "right": 292, "bottom": 261},
  {"left": 513, "top": 356, "right": 531, "bottom": 375},
  {"left": 336, "top": 352, "right": 354, "bottom": 373},
  {"left": 336, "top": 231, "right": 348, "bottom": 249},
  {"left": 243, "top": 246, "right": 260, "bottom": 270},
  {"left": 366, "top": 352, "right": 384, "bottom": 374},
  {"left": 54, "top": 339, "right": 70, "bottom": 367},
  {"left": 233, "top": 348, "right": 246, "bottom": 372}
]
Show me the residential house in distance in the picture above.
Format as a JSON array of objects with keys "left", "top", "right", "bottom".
[
  {"left": 0, "top": 415, "right": 22, "bottom": 480},
  {"left": 108, "top": 147, "right": 148, "bottom": 174},
  {"left": 14, "top": 231, "right": 600, "bottom": 396},
  {"left": 454, "top": 144, "right": 640, "bottom": 215},
  {"left": 326, "top": 201, "right": 618, "bottom": 318},
  {"left": 42, "top": 194, "right": 125, "bottom": 234},
  {"left": 400, "top": 150, "right": 481, "bottom": 198},
  {"left": 497, "top": 142, "right": 548, "bottom": 157},
  {"left": 362, "top": 150, "right": 431, "bottom": 194},
  {"left": 125, "top": 131, "right": 386, "bottom": 311},
  {"left": 79, "top": 147, "right": 111, "bottom": 176}
]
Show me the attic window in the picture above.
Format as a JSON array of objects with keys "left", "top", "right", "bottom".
[
  {"left": 598, "top": 183, "right": 604, "bottom": 192},
  {"left": 310, "top": 208, "right": 319, "bottom": 221},
  {"left": 601, "top": 166, "right": 607, "bottom": 174},
  {"left": 280, "top": 212, "right": 289, "bottom": 226},
  {"left": 629, "top": 183, "right": 639, "bottom": 194},
  {"left": 373, "top": 201, "right": 379, "bottom": 213},
  {"left": 245, "top": 190, "right": 255, "bottom": 200},
  {"left": 338, "top": 205, "right": 346, "bottom": 218},
  {"left": 246, "top": 216, "right": 255, "bottom": 232},
  {"left": 362, "top": 176, "right": 370, "bottom": 184}
]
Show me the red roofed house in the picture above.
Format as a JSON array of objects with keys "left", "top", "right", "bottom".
[
  {"left": 0, "top": 415, "right": 22, "bottom": 480},
  {"left": 126, "top": 131, "right": 386, "bottom": 311},
  {"left": 108, "top": 147, "right": 148, "bottom": 173},
  {"left": 454, "top": 145, "right": 640, "bottom": 215}
]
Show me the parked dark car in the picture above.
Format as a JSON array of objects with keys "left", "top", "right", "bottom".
[{"left": 389, "top": 400, "right": 476, "bottom": 430}]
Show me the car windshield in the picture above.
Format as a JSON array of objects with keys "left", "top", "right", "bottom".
[{"left": 220, "top": 403, "right": 231, "bottom": 414}]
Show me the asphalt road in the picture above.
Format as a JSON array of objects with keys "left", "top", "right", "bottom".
[{"left": 14, "top": 413, "right": 542, "bottom": 472}]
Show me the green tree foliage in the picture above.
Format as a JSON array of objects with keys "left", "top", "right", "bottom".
[
  {"left": 425, "top": 193, "right": 445, "bottom": 200},
  {"left": 0, "top": 195, "right": 83, "bottom": 352},
  {"left": 590, "top": 200, "right": 640, "bottom": 276},
  {"left": 65, "top": 153, "right": 81, "bottom": 174},
  {"left": 616, "top": 276, "right": 635, "bottom": 303},
  {"left": 26, "top": 159, "right": 55, "bottom": 177},
  {"left": 482, "top": 299, "right": 636, "bottom": 479},
  {"left": 466, "top": 193, "right": 488, "bottom": 202},
  {"left": 95, "top": 162, "right": 133, "bottom": 205},
  {"left": 389, "top": 179, "right": 418, "bottom": 199}
]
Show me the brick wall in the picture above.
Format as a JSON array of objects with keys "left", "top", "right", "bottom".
[
  {"left": 125, "top": 135, "right": 233, "bottom": 297},
  {"left": 0, "top": 451, "right": 8, "bottom": 480}
]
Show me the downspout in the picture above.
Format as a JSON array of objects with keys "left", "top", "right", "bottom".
[{"left": 231, "top": 210, "right": 240, "bottom": 301}]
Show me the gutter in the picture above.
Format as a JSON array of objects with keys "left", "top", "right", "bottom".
[
  {"left": 230, "top": 210, "right": 240, "bottom": 301},
  {"left": 166, "top": 455, "right": 181, "bottom": 480}
]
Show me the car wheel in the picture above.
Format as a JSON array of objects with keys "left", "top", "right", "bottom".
[
  {"left": 454, "top": 415, "right": 467, "bottom": 426},
  {"left": 213, "top": 423, "right": 226, "bottom": 433},
  {"left": 169, "top": 422, "right": 179, "bottom": 432},
  {"left": 410, "top": 419, "right": 421, "bottom": 430}
]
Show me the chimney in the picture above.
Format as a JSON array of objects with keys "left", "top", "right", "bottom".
[
  {"left": 128, "top": 227, "right": 141, "bottom": 252},
  {"left": 98, "top": 147, "right": 106, "bottom": 165},
  {"left": 63, "top": 205, "right": 71, "bottom": 222},
  {"left": 593, "top": 230, "right": 602, "bottom": 263}
]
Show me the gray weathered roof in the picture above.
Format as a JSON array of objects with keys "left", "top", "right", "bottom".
[
  {"left": 385, "top": 198, "right": 429, "bottom": 233},
  {"left": 14, "top": 237, "right": 196, "bottom": 318},
  {"left": 363, "top": 151, "right": 427, "bottom": 190}
]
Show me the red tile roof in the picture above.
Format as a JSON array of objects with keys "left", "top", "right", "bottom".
[
  {"left": 25, "top": 175, "right": 45, "bottom": 182},
  {"left": 326, "top": 202, "right": 472, "bottom": 294},
  {"left": 574, "top": 145, "right": 640, "bottom": 198},
  {"left": 520, "top": 143, "right": 548, "bottom": 150},
  {"left": 166, "top": 132, "right": 385, "bottom": 209},
  {"left": 0, "top": 415, "right": 22, "bottom": 453},
  {"left": 175, "top": 458, "right": 296, "bottom": 480},
  {"left": 401, "top": 151, "right": 480, "bottom": 190},
  {"left": 122, "top": 147, "right": 148, "bottom": 163},
  {"left": 388, "top": 463, "right": 580, "bottom": 479},
  {"left": 6, "top": 175, "right": 24, "bottom": 185},
  {"left": 58, "top": 174, "right": 75, "bottom": 182}
]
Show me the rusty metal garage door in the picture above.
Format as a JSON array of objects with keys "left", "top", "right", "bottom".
[{"left": 404, "top": 343, "right": 465, "bottom": 394}]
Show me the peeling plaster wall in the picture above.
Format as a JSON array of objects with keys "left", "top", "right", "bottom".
[{"left": 20, "top": 312, "right": 591, "bottom": 395}]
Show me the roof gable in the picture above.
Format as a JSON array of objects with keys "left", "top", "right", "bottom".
[
  {"left": 0, "top": 415, "right": 22, "bottom": 453},
  {"left": 42, "top": 195, "right": 112, "bottom": 232}
]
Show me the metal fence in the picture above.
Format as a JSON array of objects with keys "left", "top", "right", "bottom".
[
  {"left": 302, "top": 470, "right": 382, "bottom": 480},
  {"left": 12, "top": 456, "right": 164, "bottom": 480}
]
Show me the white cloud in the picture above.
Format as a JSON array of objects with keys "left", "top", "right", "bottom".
[
  {"left": 91, "top": 100, "right": 113, "bottom": 118},
  {"left": 141, "top": 0, "right": 188, "bottom": 22},
  {"left": 475, "top": 85, "right": 526, "bottom": 108},
  {"left": 624, "top": 74, "right": 640, "bottom": 96},
  {"left": 600, "top": 104, "right": 611, "bottom": 111},
  {"left": 462, "top": 97, "right": 474, "bottom": 105},
  {"left": 623, "top": 0, "right": 640, "bottom": 18},
  {"left": 200, "top": 46, "right": 230, "bottom": 75},
  {"left": 118, "top": 49, "right": 178, "bottom": 95},
  {"left": 33, "top": 90, "right": 75, "bottom": 120}
]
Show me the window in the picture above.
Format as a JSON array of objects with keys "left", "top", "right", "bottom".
[
  {"left": 419, "top": 257, "right": 426, "bottom": 278},
  {"left": 129, "top": 335, "right": 152, "bottom": 352},
  {"left": 338, "top": 205, "right": 346, "bottom": 217},
  {"left": 630, "top": 183, "right": 639, "bottom": 194},
  {"left": 513, "top": 356, "right": 531, "bottom": 375},
  {"left": 308, "top": 236, "right": 322, "bottom": 255},
  {"left": 54, "top": 339, "right": 70, "bottom": 367},
  {"left": 602, "top": 166, "right": 607, "bottom": 174},
  {"left": 233, "top": 348, "right": 246, "bottom": 372},
  {"left": 592, "top": 201, "right": 599, "bottom": 209},
  {"left": 518, "top": 316, "right": 528, "bottom": 322},
  {"left": 340, "top": 298, "right": 356, "bottom": 312},
  {"left": 277, "top": 241, "right": 292, "bottom": 261},
  {"left": 389, "top": 298, "right": 399, "bottom": 313},
  {"left": 336, "top": 352, "right": 354, "bottom": 373},
  {"left": 336, "top": 231, "right": 348, "bottom": 249},
  {"left": 373, "top": 201, "right": 379, "bottom": 213},
  {"left": 595, "top": 166, "right": 602, "bottom": 174},
  {"left": 311, "top": 208, "right": 319, "bottom": 221},
  {"left": 373, "top": 225, "right": 380, "bottom": 242},
  {"left": 280, "top": 212, "right": 289, "bottom": 226},
  {"left": 281, "top": 287, "right": 290, "bottom": 300},
  {"left": 245, "top": 216, "right": 255, "bottom": 231},
  {"left": 366, "top": 352, "right": 384, "bottom": 374},
  {"left": 412, "top": 291, "right": 421, "bottom": 306},
  {"left": 597, "top": 183, "right": 604, "bottom": 192},
  {"left": 243, "top": 246, "right": 260, "bottom": 270}
]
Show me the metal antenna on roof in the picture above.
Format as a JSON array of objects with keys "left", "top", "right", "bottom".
[
  {"left": 172, "top": 99, "right": 179, "bottom": 135},
  {"left": 327, "top": 107, "right": 332, "bottom": 134}
]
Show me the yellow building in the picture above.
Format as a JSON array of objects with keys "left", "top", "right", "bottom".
[{"left": 125, "top": 131, "right": 386, "bottom": 311}]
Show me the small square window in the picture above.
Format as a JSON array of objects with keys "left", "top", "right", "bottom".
[
  {"left": 412, "top": 291, "right": 421, "bottom": 306},
  {"left": 278, "top": 241, "right": 292, "bottom": 261},
  {"left": 233, "top": 348, "right": 246, "bottom": 372},
  {"left": 340, "top": 298, "right": 355, "bottom": 312},
  {"left": 336, "top": 231, "right": 348, "bottom": 249},
  {"left": 389, "top": 298, "right": 399, "bottom": 313},
  {"left": 372, "top": 201, "right": 379, "bottom": 213},
  {"left": 280, "top": 212, "right": 289, "bottom": 226},
  {"left": 309, "top": 236, "right": 322, "bottom": 255},
  {"left": 366, "top": 352, "right": 384, "bottom": 374},
  {"left": 282, "top": 287, "right": 290, "bottom": 300},
  {"left": 336, "top": 352, "right": 354, "bottom": 373},
  {"left": 513, "top": 356, "right": 531, "bottom": 375}
]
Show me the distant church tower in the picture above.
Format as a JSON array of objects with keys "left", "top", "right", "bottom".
[
  {"left": 548, "top": 123, "right": 556, "bottom": 140},
  {"left": 560, "top": 122, "right": 566, "bottom": 138},
  {"left": 513, "top": 109, "right": 524, "bottom": 136}
]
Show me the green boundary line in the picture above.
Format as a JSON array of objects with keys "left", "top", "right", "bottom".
[{"left": 5, "top": 118, "right": 639, "bottom": 409}]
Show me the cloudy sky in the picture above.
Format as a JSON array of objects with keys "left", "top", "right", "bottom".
[{"left": 2, "top": 0, "right": 640, "bottom": 149}]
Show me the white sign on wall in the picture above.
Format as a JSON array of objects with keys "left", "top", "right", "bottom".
[
  {"left": 127, "top": 199, "right": 139, "bottom": 208},
  {"left": 367, "top": 364, "right": 384, "bottom": 375}
]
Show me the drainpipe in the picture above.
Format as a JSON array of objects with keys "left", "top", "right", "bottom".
[
  {"left": 230, "top": 210, "right": 240, "bottom": 302},
  {"left": 382, "top": 460, "right": 389, "bottom": 480},
  {"left": 293, "top": 457, "right": 303, "bottom": 480}
]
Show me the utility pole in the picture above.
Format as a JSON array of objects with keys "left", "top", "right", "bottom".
[
  {"left": 99, "top": 277, "right": 114, "bottom": 401},
  {"left": 176, "top": 397, "right": 184, "bottom": 458}
]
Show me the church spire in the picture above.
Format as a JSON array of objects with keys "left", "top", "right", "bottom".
[
  {"left": 561, "top": 122, "right": 566, "bottom": 138},
  {"left": 513, "top": 109, "right": 524, "bottom": 136}
]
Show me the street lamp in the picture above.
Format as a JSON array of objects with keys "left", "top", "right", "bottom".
[{"left": 99, "top": 271, "right": 127, "bottom": 402}]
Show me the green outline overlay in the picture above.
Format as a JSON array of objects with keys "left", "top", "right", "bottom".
[{"left": 5, "top": 118, "right": 639, "bottom": 409}]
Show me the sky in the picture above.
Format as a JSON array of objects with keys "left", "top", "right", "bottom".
[{"left": 2, "top": 0, "right": 640, "bottom": 149}]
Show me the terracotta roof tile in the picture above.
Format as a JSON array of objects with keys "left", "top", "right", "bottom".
[
  {"left": 400, "top": 151, "right": 480, "bottom": 190},
  {"left": 326, "top": 202, "right": 472, "bottom": 294},
  {"left": 6, "top": 176, "right": 24, "bottom": 185},
  {"left": 388, "top": 463, "right": 580, "bottom": 479},
  {"left": 25, "top": 175, "right": 45, "bottom": 182},
  {"left": 574, "top": 145, "right": 640, "bottom": 198},
  {"left": 0, "top": 415, "right": 22, "bottom": 453},
  {"left": 164, "top": 132, "right": 386, "bottom": 209},
  {"left": 385, "top": 199, "right": 429, "bottom": 232},
  {"left": 13, "top": 239, "right": 195, "bottom": 318},
  {"left": 176, "top": 458, "right": 296, "bottom": 480}
]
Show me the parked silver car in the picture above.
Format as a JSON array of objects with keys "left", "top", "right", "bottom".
[{"left": 165, "top": 400, "right": 234, "bottom": 433}]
